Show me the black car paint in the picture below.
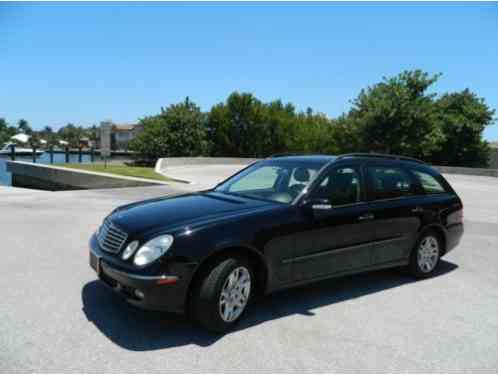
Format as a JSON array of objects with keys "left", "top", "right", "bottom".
[{"left": 89, "top": 156, "right": 464, "bottom": 313}]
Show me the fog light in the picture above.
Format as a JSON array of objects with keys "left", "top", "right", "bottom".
[
  {"left": 134, "top": 290, "right": 144, "bottom": 299},
  {"left": 122, "top": 240, "right": 139, "bottom": 260}
]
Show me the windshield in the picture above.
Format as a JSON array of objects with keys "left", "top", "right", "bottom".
[{"left": 214, "top": 159, "right": 328, "bottom": 204}]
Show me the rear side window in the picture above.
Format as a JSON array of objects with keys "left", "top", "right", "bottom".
[
  {"left": 366, "top": 166, "right": 415, "bottom": 200},
  {"left": 412, "top": 170, "right": 446, "bottom": 194}
]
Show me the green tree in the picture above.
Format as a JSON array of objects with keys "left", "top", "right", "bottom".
[
  {"left": 130, "top": 97, "right": 208, "bottom": 161},
  {"left": 0, "top": 118, "right": 8, "bottom": 144},
  {"left": 88, "top": 125, "right": 98, "bottom": 143},
  {"left": 0, "top": 118, "right": 7, "bottom": 132},
  {"left": 0, "top": 118, "right": 17, "bottom": 144},
  {"left": 431, "top": 89, "right": 495, "bottom": 167},
  {"left": 208, "top": 92, "right": 268, "bottom": 157},
  {"left": 208, "top": 92, "right": 332, "bottom": 157},
  {"left": 41, "top": 126, "right": 53, "bottom": 136},
  {"left": 287, "top": 112, "right": 339, "bottom": 155},
  {"left": 58, "top": 123, "right": 86, "bottom": 147},
  {"left": 208, "top": 102, "right": 233, "bottom": 156},
  {"left": 17, "top": 119, "right": 32, "bottom": 135},
  {"left": 345, "top": 70, "right": 444, "bottom": 159},
  {"left": 29, "top": 132, "right": 42, "bottom": 148},
  {"left": 261, "top": 100, "right": 297, "bottom": 156},
  {"left": 40, "top": 126, "right": 59, "bottom": 147},
  {"left": 330, "top": 115, "right": 362, "bottom": 154}
]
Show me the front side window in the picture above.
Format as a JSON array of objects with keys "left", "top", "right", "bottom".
[
  {"left": 215, "top": 159, "right": 326, "bottom": 203},
  {"left": 228, "top": 166, "right": 279, "bottom": 192},
  {"left": 412, "top": 170, "right": 446, "bottom": 194},
  {"left": 311, "top": 166, "right": 362, "bottom": 206},
  {"left": 366, "top": 166, "right": 415, "bottom": 200}
]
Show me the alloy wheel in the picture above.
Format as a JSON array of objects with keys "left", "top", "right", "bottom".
[
  {"left": 417, "top": 235, "right": 439, "bottom": 273},
  {"left": 219, "top": 266, "right": 251, "bottom": 323}
]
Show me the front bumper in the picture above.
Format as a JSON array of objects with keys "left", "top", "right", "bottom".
[{"left": 89, "top": 239, "right": 188, "bottom": 313}]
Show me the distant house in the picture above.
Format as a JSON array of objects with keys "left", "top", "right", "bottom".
[
  {"left": 111, "top": 123, "right": 144, "bottom": 150},
  {"left": 79, "top": 137, "right": 92, "bottom": 148},
  {"left": 97, "top": 122, "right": 144, "bottom": 151}
]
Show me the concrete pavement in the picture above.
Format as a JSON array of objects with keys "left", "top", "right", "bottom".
[
  {"left": 1, "top": 175, "right": 498, "bottom": 372},
  {"left": 158, "top": 164, "right": 248, "bottom": 190}
]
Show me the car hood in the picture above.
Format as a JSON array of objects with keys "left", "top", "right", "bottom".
[{"left": 109, "top": 191, "right": 274, "bottom": 236}]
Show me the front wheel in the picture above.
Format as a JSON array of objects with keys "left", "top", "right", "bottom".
[
  {"left": 409, "top": 231, "right": 442, "bottom": 278},
  {"left": 191, "top": 257, "right": 253, "bottom": 333}
]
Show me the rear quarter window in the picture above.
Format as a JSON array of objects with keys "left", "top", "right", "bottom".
[{"left": 412, "top": 170, "right": 447, "bottom": 194}]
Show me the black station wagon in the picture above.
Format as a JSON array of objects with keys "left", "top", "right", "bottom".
[{"left": 89, "top": 153, "right": 464, "bottom": 332}]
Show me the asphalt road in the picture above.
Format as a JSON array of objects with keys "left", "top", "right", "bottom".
[{"left": 1, "top": 174, "right": 498, "bottom": 372}]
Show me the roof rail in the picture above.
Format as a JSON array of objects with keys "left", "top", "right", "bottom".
[
  {"left": 268, "top": 153, "right": 307, "bottom": 158},
  {"left": 336, "top": 153, "right": 426, "bottom": 164}
]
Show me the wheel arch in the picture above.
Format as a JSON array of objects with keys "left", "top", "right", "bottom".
[
  {"left": 419, "top": 224, "right": 447, "bottom": 254},
  {"left": 185, "top": 244, "right": 270, "bottom": 313}
]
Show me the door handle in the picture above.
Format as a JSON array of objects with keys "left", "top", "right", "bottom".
[
  {"left": 411, "top": 206, "right": 424, "bottom": 214},
  {"left": 358, "top": 213, "right": 375, "bottom": 221}
]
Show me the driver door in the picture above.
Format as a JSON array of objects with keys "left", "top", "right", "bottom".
[{"left": 291, "top": 164, "right": 377, "bottom": 282}]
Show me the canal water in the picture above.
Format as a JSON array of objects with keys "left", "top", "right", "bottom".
[{"left": 0, "top": 153, "right": 93, "bottom": 186}]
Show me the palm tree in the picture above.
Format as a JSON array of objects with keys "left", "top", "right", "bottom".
[{"left": 17, "top": 119, "right": 32, "bottom": 135}]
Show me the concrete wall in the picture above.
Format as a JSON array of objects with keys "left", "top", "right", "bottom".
[
  {"left": 7, "top": 161, "right": 165, "bottom": 191},
  {"left": 156, "top": 157, "right": 258, "bottom": 170},
  {"left": 434, "top": 165, "right": 498, "bottom": 178},
  {"left": 155, "top": 157, "right": 259, "bottom": 184}
]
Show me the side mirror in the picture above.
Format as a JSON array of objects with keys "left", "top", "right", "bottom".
[{"left": 304, "top": 198, "right": 333, "bottom": 211}]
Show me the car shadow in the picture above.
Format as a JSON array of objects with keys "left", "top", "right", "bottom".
[{"left": 81, "top": 260, "right": 458, "bottom": 351}]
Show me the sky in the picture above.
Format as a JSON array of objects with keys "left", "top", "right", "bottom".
[{"left": 1, "top": 2, "right": 497, "bottom": 140}]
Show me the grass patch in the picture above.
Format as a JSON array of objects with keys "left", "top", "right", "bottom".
[{"left": 57, "top": 163, "right": 170, "bottom": 182}]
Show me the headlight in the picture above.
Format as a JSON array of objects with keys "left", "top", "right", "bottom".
[
  {"left": 133, "top": 235, "right": 174, "bottom": 266},
  {"left": 122, "top": 240, "right": 139, "bottom": 260}
]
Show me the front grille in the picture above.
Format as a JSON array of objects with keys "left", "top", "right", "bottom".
[{"left": 97, "top": 219, "right": 128, "bottom": 254}]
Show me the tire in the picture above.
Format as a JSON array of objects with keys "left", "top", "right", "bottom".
[
  {"left": 191, "top": 257, "right": 254, "bottom": 333},
  {"left": 409, "top": 230, "right": 442, "bottom": 278}
]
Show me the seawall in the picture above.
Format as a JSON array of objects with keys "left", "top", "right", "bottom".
[{"left": 6, "top": 161, "right": 167, "bottom": 191}]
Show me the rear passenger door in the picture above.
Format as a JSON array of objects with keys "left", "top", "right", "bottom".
[{"left": 365, "top": 163, "right": 423, "bottom": 265}]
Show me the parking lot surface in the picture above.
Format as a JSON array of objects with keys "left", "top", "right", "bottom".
[{"left": 1, "top": 174, "right": 498, "bottom": 372}]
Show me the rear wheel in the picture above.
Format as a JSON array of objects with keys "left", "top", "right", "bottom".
[
  {"left": 409, "top": 231, "right": 441, "bottom": 278},
  {"left": 191, "top": 257, "right": 253, "bottom": 333}
]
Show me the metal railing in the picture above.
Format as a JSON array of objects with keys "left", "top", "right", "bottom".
[{"left": 5, "top": 144, "right": 96, "bottom": 164}]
